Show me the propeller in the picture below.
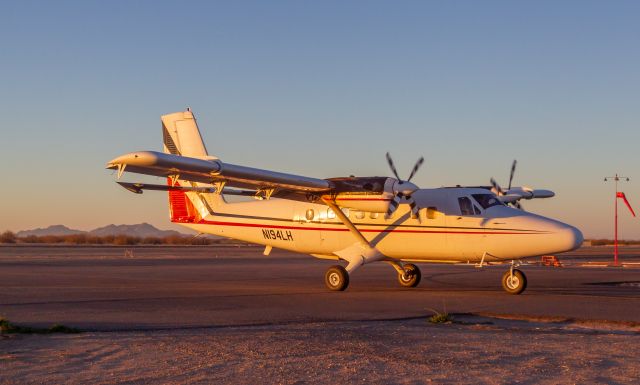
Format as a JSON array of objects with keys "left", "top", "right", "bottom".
[
  {"left": 491, "top": 160, "right": 524, "bottom": 210},
  {"left": 385, "top": 152, "right": 424, "bottom": 218},
  {"left": 508, "top": 159, "right": 517, "bottom": 190},
  {"left": 491, "top": 160, "right": 556, "bottom": 210}
]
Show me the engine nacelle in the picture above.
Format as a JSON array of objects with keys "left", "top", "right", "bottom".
[
  {"left": 325, "top": 177, "right": 396, "bottom": 213},
  {"left": 506, "top": 187, "right": 555, "bottom": 200}
]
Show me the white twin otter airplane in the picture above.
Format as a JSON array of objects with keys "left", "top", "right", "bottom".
[{"left": 107, "top": 109, "right": 583, "bottom": 294}]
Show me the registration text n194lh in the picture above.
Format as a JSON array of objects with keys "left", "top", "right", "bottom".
[{"left": 107, "top": 109, "right": 583, "bottom": 294}]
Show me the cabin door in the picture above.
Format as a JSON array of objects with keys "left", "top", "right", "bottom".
[{"left": 447, "top": 196, "right": 486, "bottom": 260}]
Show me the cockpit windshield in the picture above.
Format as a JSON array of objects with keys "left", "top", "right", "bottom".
[{"left": 471, "top": 194, "right": 504, "bottom": 209}]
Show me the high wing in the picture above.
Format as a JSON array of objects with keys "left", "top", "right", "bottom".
[
  {"left": 107, "top": 109, "right": 403, "bottom": 210},
  {"left": 107, "top": 150, "right": 331, "bottom": 193}
]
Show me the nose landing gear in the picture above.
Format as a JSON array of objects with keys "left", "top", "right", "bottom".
[{"left": 501, "top": 267, "right": 527, "bottom": 294}]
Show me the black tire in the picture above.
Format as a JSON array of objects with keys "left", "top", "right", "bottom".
[
  {"left": 398, "top": 263, "right": 421, "bottom": 288},
  {"left": 501, "top": 269, "right": 527, "bottom": 294},
  {"left": 325, "top": 265, "right": 349, "bottom": 291}
]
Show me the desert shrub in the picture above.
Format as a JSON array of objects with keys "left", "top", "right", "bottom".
[
  {"left": 113, "top": 235, "right": 140, "bottom": 245},
  {"left": 588, "top": 239, "right": 640, "bottom": 246},
  {"left": 164, "top": 235, "right": 186, "bottom": 245},
  {"left": 20, "top": 235, "right": 39, "bottom": 243},
  {"left": 142, "top": 237, "right": 162, "bottom": 245},
  {"left": 64, "top": 234, "right": 88, "bottom": 244},
  {"left": 0, "top": 231, "right": 16, "bottom": 243},
  {"left": 428, "top": 312, "right": 453, "bottom": 324},
  {"left": 0, "top": 317, "right": 80, "bottom": 334},
  {"left": 189, "top": 236, "right": 214, "bottom": 245},
  {"left": 12, "top": 232, "right": 225, "bottom": 245}
]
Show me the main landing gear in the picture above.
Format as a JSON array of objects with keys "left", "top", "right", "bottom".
[
  {"left": 323, "top": 262, "right": 422, "bottom": 291},
  {"left": 501, "top": 267, "right": 527, "bottom": 295},
  {"left": 397, "top": 263, "right": 421, "bottom": 288},
  {"left": 325, "top": 265, "right": 350, "bottom": 291}
]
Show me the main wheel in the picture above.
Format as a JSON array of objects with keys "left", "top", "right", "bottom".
[
  {"left": 501, "top": 269, "right": 527, "bottom": 294},
  {"left": 325, "top": 265, "right": 349, "bottom": 291},
  {"left": 398, "top": 263, "right": 421, "bottom": 288}
]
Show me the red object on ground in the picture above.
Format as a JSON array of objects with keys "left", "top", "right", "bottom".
[{"left": 541, "top": 255, "right": 562, "bottom": 267}]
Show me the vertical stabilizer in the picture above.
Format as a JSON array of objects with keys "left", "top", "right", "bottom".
[
  {"left": 162, "top": 109, "right": 225, "bottom": 224},
  {"left": 161, "top": 108, "right": 209, "bottom": 157}
]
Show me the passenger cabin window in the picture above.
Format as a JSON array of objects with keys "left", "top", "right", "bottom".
[
  {"left": 327, "top": 208, "right": 336, "bottom": 219},
  {"left": 305, "top": 209, "right": 315, "bottom": 221},
  {"left": 458, "top": 197, "right": 475, "bottom": 216},
  {"left": 370, "top": 212, "right": 379, "bottom": 219},
  {"left": 354, "top": 211, "right": 365, "bottom": 219},
  {"left": 471, "top": 194, "right": 503, "bottom": 209}
]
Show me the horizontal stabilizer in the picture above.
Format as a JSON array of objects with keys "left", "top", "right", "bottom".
[
  {"left": 116, "top": 181, "right": 261, "bottom": 197},
  {"left": 116, "top": 182, "right": 215, "bottom": 194}
]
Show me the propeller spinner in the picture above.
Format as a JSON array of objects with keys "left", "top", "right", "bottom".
[{"left": 385, "top": 152, "right": 424, "bottom": 218}]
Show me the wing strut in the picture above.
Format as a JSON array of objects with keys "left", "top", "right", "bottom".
[
  {"left": 321, "top": 197, "right": 384, "bottom": 273},
  {"left": 322, "top": 197, "right": 369, "bottom": 248}
]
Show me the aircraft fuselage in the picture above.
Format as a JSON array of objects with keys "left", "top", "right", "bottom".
[{"left": 180, "top": 187, "right": 582, "bottom": 264}]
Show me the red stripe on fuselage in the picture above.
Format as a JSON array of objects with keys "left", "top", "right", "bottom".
[
  {"left": 195, "top": 219, "right": 545, "bottom": 235},
  {"left": 333, "top": 197, "right": 392, "bottom": 201}
]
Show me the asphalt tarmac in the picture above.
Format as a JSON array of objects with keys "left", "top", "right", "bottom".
[{"left": 1, "top": 245, "right": 639, "bottom": 330}]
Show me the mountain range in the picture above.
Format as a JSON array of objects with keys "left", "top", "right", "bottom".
[{"left": 16, "top": 223, "right": 185, "bottom": 238}]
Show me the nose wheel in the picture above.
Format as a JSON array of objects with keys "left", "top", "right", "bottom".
[
  {"left": 325, "top": 265, "right": 349, "bottom": 291},
  {"left": 398, "top": 263, "right": 421, "bottom": 288},
  {"left": 502, "top": 269, "right": 527, "bottom": 294}
]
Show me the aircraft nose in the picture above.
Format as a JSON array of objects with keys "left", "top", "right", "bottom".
[{"left": 556, "top": 223, "right": 584, "bottom": 252}]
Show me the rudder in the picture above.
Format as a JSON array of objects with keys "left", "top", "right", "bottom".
[{"left": 161, "top": 108, "right": 209, "bottom": 157}]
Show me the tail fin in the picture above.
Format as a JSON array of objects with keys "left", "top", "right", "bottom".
[
  {"left": 162, "top": 109, "right": 225, "bottom": 224},
  {"left": 161, "top": 108, "right": 208, "bottom": 157}
]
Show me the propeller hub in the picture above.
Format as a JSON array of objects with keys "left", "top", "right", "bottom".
[{"left": 393, "top": 180, "right": 419, "bottom": 196}]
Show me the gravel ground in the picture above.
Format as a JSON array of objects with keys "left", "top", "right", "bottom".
[{"left": 2, "top": 317, "right": 639, "bottom": 385}]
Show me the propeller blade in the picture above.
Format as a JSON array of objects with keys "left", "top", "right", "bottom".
[
  {"left": 407, "top": 195, "right": 420, "bottom": 218},
  {"left": 508, "top": 159, "right": 517, "bottom": 190},
  {"left": 490, "top": 177, "right": 504, "bottom": 195},
  {"left": 386, "top": 193, "right": 402, "bottom": 218},
  {"left": 406, "top": 157, "right": 424, "bottom": 182},
  {"left": 385, "top": 152, "right": 401, "bottom": 181},
  {"left": 385, "top": 153, "right": 424, "bottom": 220}
]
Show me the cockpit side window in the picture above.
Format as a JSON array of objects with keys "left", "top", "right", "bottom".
[
  {"left": 471, "top": 194, "right": 504, "bottom": 209},
  {"left": 458, "top": 197, "right": 475, "bottom": 216}
]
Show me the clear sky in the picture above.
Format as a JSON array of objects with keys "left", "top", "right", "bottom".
[{"left": 1, "top": 0, "right": 639, "bottom": 238}]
